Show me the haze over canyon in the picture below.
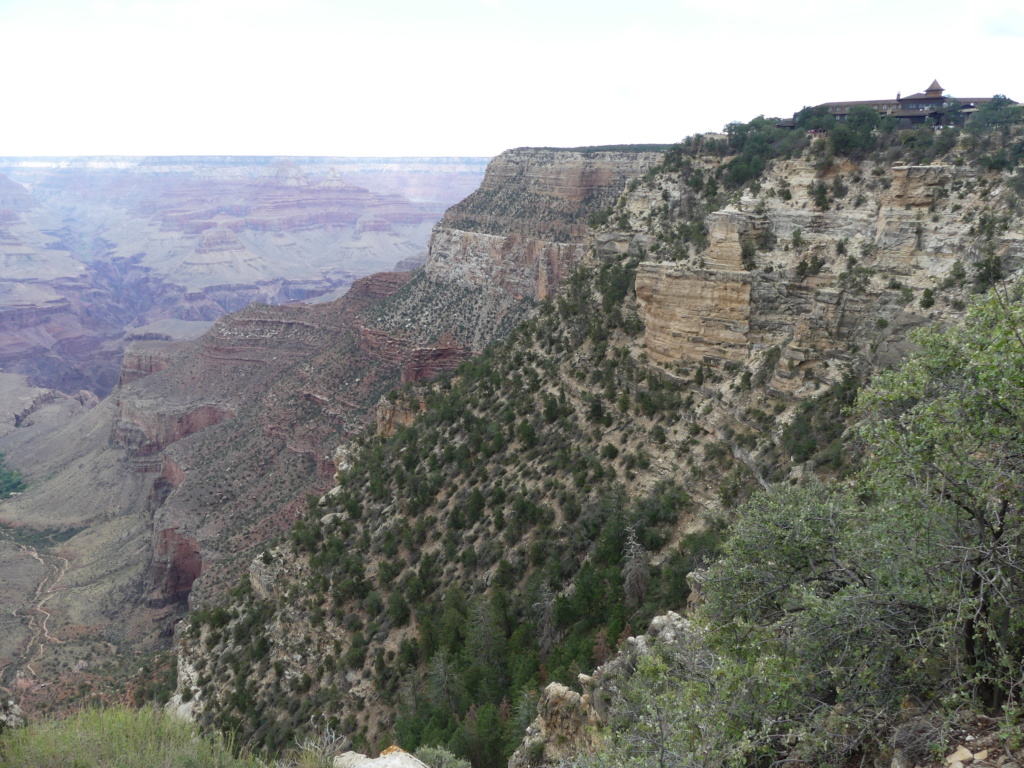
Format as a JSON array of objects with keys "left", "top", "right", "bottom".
[{"left": 0, "top": 156, "right": 488, "bottom": 398}]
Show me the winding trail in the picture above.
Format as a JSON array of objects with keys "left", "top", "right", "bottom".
[{"left": 0, "top": 539, "right": 68, "bottom": 689}]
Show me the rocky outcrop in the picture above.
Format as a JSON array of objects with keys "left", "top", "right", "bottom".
[
  {"left": 335, "top": 746, "right": 430, "bottom": 768},
  {"left": 149, "top": 528, "right": 203, "bottom": 607},
  {"left": 111, "top": 401, "right": 235, "bottom": 457},
  {"left": 510, "top": 613, "right": 691, "bottom": 768},
  {"left": 508, "top": 683, "right": 601, "bottom": 768},
  {"left": 443, "top": 148, "right": 665, "bottom": 240},
  {"left": 424, "top": 229, "right": 586, "bottom": 302},
  {"left": 0, "top": 698, "right": 25, "bottom": 735},
  {"left": 402, "top": 342, "right": 470, "bottom": 383},
  {"left": 118, "top": 340, "right": 191, "bottom": 386},
  {"left": 424, "top": 148, "right": 666, "bottom": 306},
  {"left": 636, "top": 265, "right": 753, "bottom": 364},
  {"left": 887, "top": 164, "right": 952, "bottom": 207},
  {"left": 248, "top": 547, "right": 291, "bottom": 603},
  {"left": 347, "top": 271, "right": 414, "bottom": 301},
  {"left": 357, "top": 319, "right": 471, "bottom": 382},
  {"left": 375, "top": 395, "right": 426, "bottom": 438},
  {"left": 633, "top": 156, "right": 1023, "bottom": 392}
]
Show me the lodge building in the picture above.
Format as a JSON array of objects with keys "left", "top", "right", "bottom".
[{"left": 814, "top": 80, "right": 1006, "bottom": 127}]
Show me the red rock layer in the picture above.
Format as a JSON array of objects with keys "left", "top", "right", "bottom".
[{"left": 149, "top": 528, "right": 203, "bottom": 608}]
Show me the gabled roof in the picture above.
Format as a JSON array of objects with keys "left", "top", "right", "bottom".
[{"left": 926, "top": 79, "right": 943, "bottom": 92}]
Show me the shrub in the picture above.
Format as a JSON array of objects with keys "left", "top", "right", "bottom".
[{"left": 0, "top": 451, "right": 25, "bottom": 498}]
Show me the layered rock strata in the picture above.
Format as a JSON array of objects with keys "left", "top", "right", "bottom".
[
  {"left": 629, "top": 160, "right": 1023, "bottom": 395},
  {"left": 428, "top": 148, "right": 665, "bottom": 302}
]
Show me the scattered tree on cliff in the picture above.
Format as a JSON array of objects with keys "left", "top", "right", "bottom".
[
  {"left": 0, "top": 452, "right": 25, "bottom": 498},
  {"left": 593, "top": 286, "right": 1024, "bottom": 767}
]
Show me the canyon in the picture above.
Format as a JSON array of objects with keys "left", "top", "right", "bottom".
[
  {"left": 166, "top": 129, "right": 1024, "bottom": 762},
  {"left": 0, "top": 156, "right": 488, "bottom": 398},
  {"left": 0, "top": 147, "right": 661, "bottom": 713},
  {"left": 2, "top": 120, "right": 1023, "bottom": 767}
]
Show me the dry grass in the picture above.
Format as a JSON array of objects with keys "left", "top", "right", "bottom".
[{"left": 0, "top": 706, "right": 265, "bottom": 768}]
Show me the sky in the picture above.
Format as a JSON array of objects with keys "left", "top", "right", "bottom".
[{"left": 0, "top": 0, "right": 1021, "bottom": 158}]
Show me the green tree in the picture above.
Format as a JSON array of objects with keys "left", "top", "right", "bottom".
[
  {"left": 857, "top": 287, "right": 1024, "bottom": 708},
  {"left": 0, "top": 452, "right": 25, "bottom": 498},
  {"left": 965, "top": 95, "right": 1024, "bottom": 133}
]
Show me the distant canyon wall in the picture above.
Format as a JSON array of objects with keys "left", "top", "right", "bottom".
[{"left": 0, "top": 157, "right": 488, "bottom": 397}]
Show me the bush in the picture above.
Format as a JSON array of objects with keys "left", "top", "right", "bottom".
[
  {"left": 0, "top": 451, "right": 25, "bottom": 498},
  {"left": 415, "top": 745, "right": 471, "bottom": 768}
]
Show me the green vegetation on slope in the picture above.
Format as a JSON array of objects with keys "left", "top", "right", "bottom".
[
  {"left": 587, "top": 286, "right": 1024, "bottom": 767},
  {"left": 181, "top": 104, "right": 1024, "bottom": 768},
  {"left": 186, "top": 254, "right": 759, "bottom": 764},
  {"left": 0, "top": 451, "right": 25, "bottom": 498}
]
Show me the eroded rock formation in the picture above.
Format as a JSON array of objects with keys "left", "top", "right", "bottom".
[
  {"left": 149, "top": 528, "right": 203, "bottom": 608},
  {"left": 630, "top": 159, "right": 1022, "bottom": 396},
  {"left": 427, "top": 147, "right": 665, "bottom": 301},
  {"left": 510, "top": 612, "right": 692, "bottom": 768}
]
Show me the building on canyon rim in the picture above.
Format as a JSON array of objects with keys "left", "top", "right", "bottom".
[{"left": 777, "top": 80, "right": 1014, "bottom": 128}]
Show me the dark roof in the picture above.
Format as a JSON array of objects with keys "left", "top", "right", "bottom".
[
  {"left": 818, "top": 99, "right": 901, "bottom": 108},
  {"left": 927, "top": 79, "right": 943, "bottom": 92}
]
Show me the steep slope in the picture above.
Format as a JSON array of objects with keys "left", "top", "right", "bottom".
[
  {"left": 173, "top": 118, "right": 1024, "bottom": 766},
  {"left": 369, "top": 147, "right": 667, "bottom": 351},
  {"left": 0, "top": 148, "right": 654, "bottom": 717}
]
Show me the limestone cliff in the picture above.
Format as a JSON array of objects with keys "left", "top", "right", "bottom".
[
  {"left": 428, "top": 147, "right": 664, "bottom": 299},
  {"left": 623, "top": 159, "right": 1022, "bottom": 398},
  {"left": 372, "top": 148, "right": 666, "bottom": 352},
  {"left": 441, "top": 148, "right": 665, "bottom": 241}
]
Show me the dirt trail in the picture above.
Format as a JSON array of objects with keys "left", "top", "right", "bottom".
[{"left": 0, "top": 540, "right": 68, "bottom": 688}]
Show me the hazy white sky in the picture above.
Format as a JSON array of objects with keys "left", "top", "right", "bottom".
[{"left": 0, "top": 0, "right": 1020, "bottom": 157}]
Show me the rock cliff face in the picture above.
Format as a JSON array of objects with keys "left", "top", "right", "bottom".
[
  {"left": 441, "top": 148, "right": 665, "bottom": 240},
  {"left": 149, "top": 528, "right": 203, "bottom": 608},
  {"left": 374, "top": 394, "right": 426, "bottom": 439},
  {"left": 427, "top": 148, "right": 664, "bottom": 299},
  {"left": 626, "top": 158, "right": 1023, "bottom": 398},
  {"left": 372, "top": 147, "right": 667, "bottom": 353},
  {"left": 118, "top": 339, "right": 193, "bottom": 387},
  {"left": 424, "top": 229, "right": 585, "bottom": 302},
  {"left": 110, "top": 401, "right": 236, "bottom": 457}
]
